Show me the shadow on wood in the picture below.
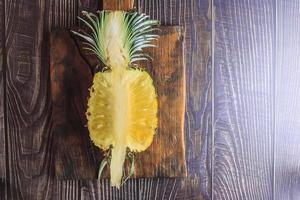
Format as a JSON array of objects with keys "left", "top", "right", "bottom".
[{"left": 50, "top": 29, "right": 101, "bottom": 179}]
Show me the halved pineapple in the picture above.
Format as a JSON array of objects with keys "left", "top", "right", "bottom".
[{"left": 73, "top": 11, "right": 159, "bottom": 188}]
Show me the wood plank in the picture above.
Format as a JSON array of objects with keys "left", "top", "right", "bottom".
[
  {"left": 136, "top": 0, "right": 212, "bottom": 199},
  {"left": 79, "top": 179, "right": 181, "bottom": 200},
  {"left": 275, "top": 1, "right": 300, "bottom": 199},
  {"left": 0, "top": 178, "right": 7, "bottom": 199},
  {"left": 4, "top": 0, "right": 53, "bottom": 199},
  {"left": 78, "top": 0, "right": 99, "bottom": 14},
  {"left": 0, "top": 0, "right": 6, "bottom": 179},
  {"left": 102, "top": 0, "right": 134, "bottom": 11},
  {"left": 213, "top": 0, "right": 275, "bottom": 199},
  {"left": 4, "top": 1, "right": 49, "bottom": 199},
  {"left": 50, "top": 29, "right": 100, "bottom": 179},
  {"left": 48, "top": 0, "right": 78, "bottom": 29},
  {"left": 180, "top": 16, "right": 212, "bottom": 200},
  {"left": 55, "top": 178, "right": 206, "bottom": 200},
  {"left": 134, "top": 26, "right": 187, "bottom": 178}
]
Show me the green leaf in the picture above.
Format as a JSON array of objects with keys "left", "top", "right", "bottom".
[
  {"left": 98, "top": 158, "right": 108, "bottom": 179},
  {"left": 72, "top": 10, "right": 160, "bottom": 67},
  {"left": 121, "top": 153, "right": 135, "bottom": 186}
]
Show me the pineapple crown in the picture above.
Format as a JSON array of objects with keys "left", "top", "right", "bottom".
[{"left": 72, "top": 10, "right": 160, "bottom": 69}]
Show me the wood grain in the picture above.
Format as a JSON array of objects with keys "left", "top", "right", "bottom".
[
  {"left": 50, "top": 29, "right": 100, "bottom": 179},
  {"left": 137, "top": 0, "right": 212, "bottom": 199},
  {"left": 275, "top": 1, "right": 300, "bottom": 199},
  {"left": 78, "top": 0, "right": 100, "bottom": 14},
  {"left": 79, "top": 178, "right": 181, "bottom": 200},
  {"left": 213, "top": 0, "right": 275, "bottom": 199},
  {"left": 48, "top": 0, "right": 78, "bottom": 29},
  {"left": 102, "top": 0, "right": 134, "bottom": 11},
  {"left": 133, "top": 26, "right": 187, "bottom": 178},
  {"left": 5, "top": 0, "right": 300, "bottom": 200},
  {"left": 4, "top": 0, "right": 54, "bottom": 199},
  {"left": 2, "top": 0, "right": 75, "bottom": 199},
  {"left": 0, "top": 0, "right": 6, "bottom": 179}
]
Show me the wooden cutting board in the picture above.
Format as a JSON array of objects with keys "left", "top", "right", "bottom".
[{"left": 50, "top": 25, "right": 187, "bottom": 179}]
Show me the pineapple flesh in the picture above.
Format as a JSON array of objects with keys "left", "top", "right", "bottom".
[{"left": 73, "top": 11, "right": 159, "bottom": 188}]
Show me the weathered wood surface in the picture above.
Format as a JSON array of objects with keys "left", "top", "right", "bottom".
[
  {"left": 136, "top": 0, "right": 212, "bottom": 199},
  {"left": 213, "top": 0, "right": 275, "bottom": 199},
  {"left": 48, "top": 0, "right": 78, "bottom": 29},
  {"left": 4, "top": 0, "right": 53, "bottom": 199},
  {"left": 275, "top": 1, "right": 300, "bottom": 199},
  {"left": 102, "top": 0, "right": 134, "bottom": 11},
  {"left": 78, "top": 0, "right": 99, "bottom": 14},
  {"left": 134, "top": 26, "right": 187, "bottom": 178},
  {"left": 50, "top": 29, "right": 100, "bottom": 179},
  {"left": 50, "top": 26, "right": 187, "bottom": 179},
  {"left": 0, "top": 0, "right": 6, "bottom": 179}
]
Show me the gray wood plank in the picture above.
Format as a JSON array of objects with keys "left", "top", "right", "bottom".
[
  {"left": 275, "top": 0, "right": 300, "bottom": 199},
  {"left": 79, "top": 179, "right": 181, "bottom": 200},
  {"left": 0, "top": 0, "right": 6, "bottom": 179},
  {"left": 0, "top": 0, "right": 7, "bottom": 198},
  {"left": 48, "top": 0, "right": 78, "bottom": 29},
  {"left": 213, "top": 0, "right": 275, "bottom": 199},
  {"left": 0, "top": 0, "right": 7, "bottom": 199}
]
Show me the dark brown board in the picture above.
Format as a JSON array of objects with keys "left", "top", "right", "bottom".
[
  {"left": 48, "top": 0, "right": 79, "bottom": 29},
  {"left": 50, "top": 26, "right": 187, "bottom": 179},
  {"left": 50, "top": 29, "right": 99, "bottom": 179},
  {"left": 134, "top": 26, "right": 187, "bottom": 178},
  {"left": 4, "top": 0, "right": 53, "bottom": 199}
]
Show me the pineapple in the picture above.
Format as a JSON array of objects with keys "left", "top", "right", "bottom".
[{"left": 72, "top": 11, "right": 159, "bottom": 188}]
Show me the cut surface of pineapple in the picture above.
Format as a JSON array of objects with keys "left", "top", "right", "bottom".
[{"left": 87, "top": 69, "right": 158, "bottom": 152}]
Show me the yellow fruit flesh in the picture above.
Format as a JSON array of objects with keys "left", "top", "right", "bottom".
[{"left": 87, "top": 68, "right": 157, "bottom": 187}]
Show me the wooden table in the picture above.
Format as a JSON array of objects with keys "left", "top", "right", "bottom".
[{"left": 0, "top": 0, "right": 299, "bottom": 199}]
